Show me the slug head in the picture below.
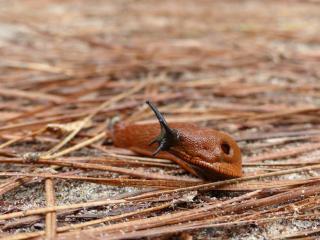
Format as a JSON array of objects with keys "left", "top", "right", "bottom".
[
  {"left": 169, "top": 128, "right": 242, "bottom": 179},
  {"left": 146, "top": 100, "right": 242, "bottom": 180}
]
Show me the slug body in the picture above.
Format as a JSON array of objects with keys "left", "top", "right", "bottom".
[{"left": 112, "top": 102, "right": 242, "bottom": 181}]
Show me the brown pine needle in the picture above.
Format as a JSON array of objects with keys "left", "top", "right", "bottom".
[
  {"left": 3, "top": 202, "right": 173, "bottom": 240},
  {"left": 44, "top": 179, "right": 57, "bottom": 240},
  {"left": 0, "top": 172, "right": 200, "bottom": 188},
  {"left": 0, "top": 158, "right": 200, "bottom": 181},
  {"left": 42, "top": 81, "right": 147, "bottom": 158}
]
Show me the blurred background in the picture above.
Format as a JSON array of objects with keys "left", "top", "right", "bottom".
[{"left": 1, "top": 0, "right": 319, "bottom": 98}]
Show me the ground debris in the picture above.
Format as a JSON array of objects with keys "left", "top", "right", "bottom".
[{"left": 0, "top": 1, "right": 320, "bottom": 239}]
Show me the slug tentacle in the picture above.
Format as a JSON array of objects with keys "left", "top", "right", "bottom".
[{"left": 146, "top": 100, "right": 179, "bottom": 156}]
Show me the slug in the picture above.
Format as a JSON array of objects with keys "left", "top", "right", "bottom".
[{"left": 112, "top": 101, "right": 242, "bottom": 181}]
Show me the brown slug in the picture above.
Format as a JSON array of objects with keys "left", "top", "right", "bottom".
[{"left": 112, "top": 100, "right": 242, "bottom": 181}]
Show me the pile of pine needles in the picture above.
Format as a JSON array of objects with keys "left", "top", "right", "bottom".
[{"left": 1, "top": 0, "right": 320, "bottom": 239}]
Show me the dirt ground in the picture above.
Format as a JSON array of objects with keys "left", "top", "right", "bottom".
[{"left": 1, "top": 0, "right": 320, "bottom": 239}]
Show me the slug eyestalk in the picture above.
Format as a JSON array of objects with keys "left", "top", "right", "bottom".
[{"left": 146, "top": 100, "right": 179, "bottom": 156}]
